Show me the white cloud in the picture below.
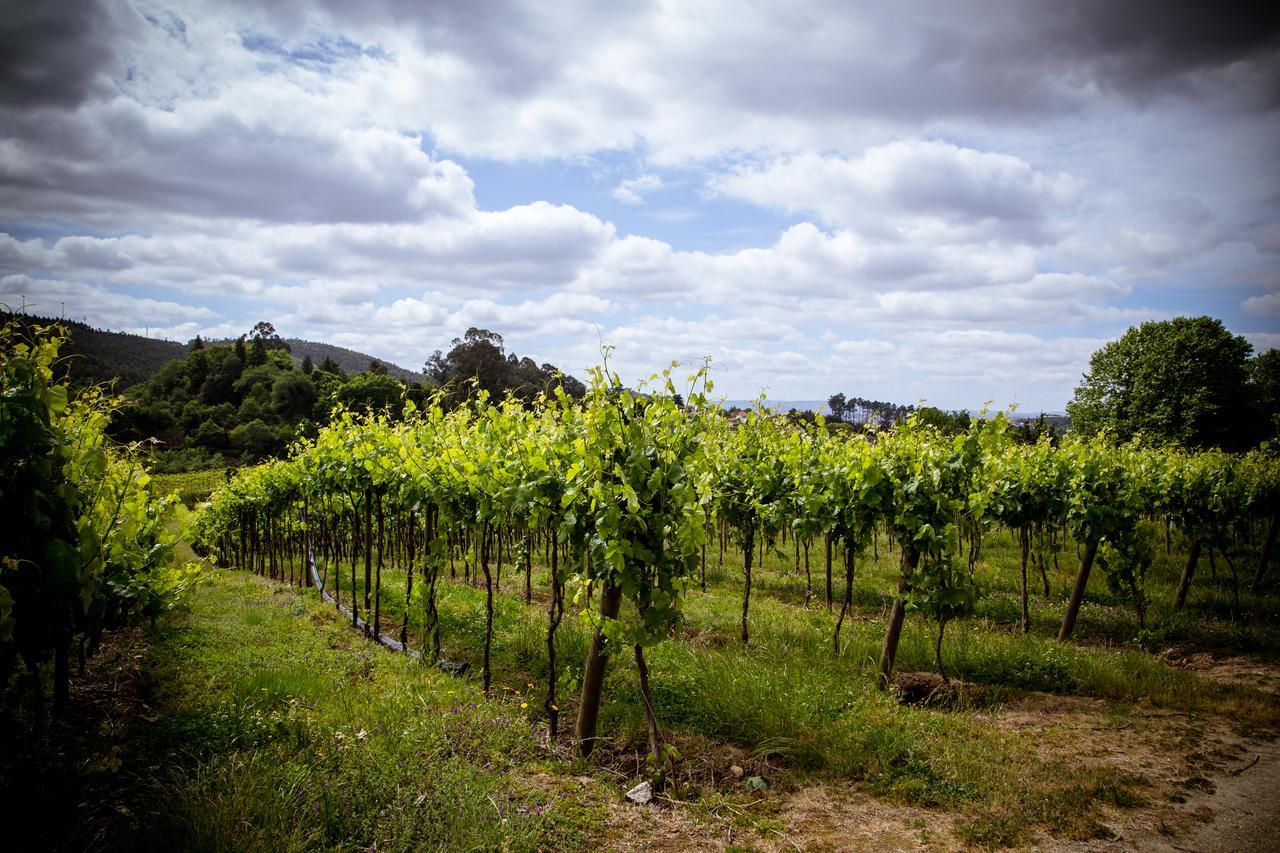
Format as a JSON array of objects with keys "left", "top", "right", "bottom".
[
  {"left": 0, "top": 201, "right": 615, "bottom": 296},
  {"left": 612, "top": 174, "right": 663, "bottom": 205},
  {"left": 1, "top": 273, "right": 216, "bottom": 328},
  {"left": 1245, "top": 332, "right": 1280, "bottom": 354},
  {"left": 711, "top": 141, "right": 1079, "bottom": 245},
  {"left": 1, "top": 0, "right": 1275, "bottom": 412},
  {"left": 1243, "top": 291, "right": 1280, "bottom": 316}
]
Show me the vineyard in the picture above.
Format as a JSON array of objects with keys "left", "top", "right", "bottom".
[
  {"left": 0, "top": 323, "right": 201, "bottom": 716},
  {"left": 6, "top": 330, "right": 1280, "bottom": 849},
  {"left": 184, "top": 362, "right": 1280, "bottom": 845}
]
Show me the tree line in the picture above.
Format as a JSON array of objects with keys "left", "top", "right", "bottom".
[{"left": 113, "top": 323, "right": 585, "bottom": 470}]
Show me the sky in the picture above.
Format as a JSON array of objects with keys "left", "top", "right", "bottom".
[{"left": 2, "top": 1, "right": 1279, "bottom": 411}]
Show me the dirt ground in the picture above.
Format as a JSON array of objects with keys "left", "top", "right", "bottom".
[
  {"left": 1037, "top": 652, "right": 1280, "bottom": 853},
  {"left": 598, "top": 655, "right": 1280, "bottom": 852}
]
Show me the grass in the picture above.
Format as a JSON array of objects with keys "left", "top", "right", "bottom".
[
  {"left": 257, "top": 519, "right": 1279, "bottom": 846},
  {"left": 126, "top": 571, "right": 610, "bottom": 851},
  {"left": 10, "top": 515, "right": 1275, "bottom": 850},
  {"left": 317, "top": 528, "right": 1278, "bottom": 732},
  {"left": 153, "top": 468, "right": 230, "bottom": 507}
]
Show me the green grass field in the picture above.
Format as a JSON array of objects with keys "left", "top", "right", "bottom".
[
  {"left": 153, "top": 468, "right": 230, "bottom": 507},
  {"left": 185, "top": 519, "right": 1278, "bottom": 847},
  {"left": 8, "top": 518, "right": 1276, "bottom": 850}
]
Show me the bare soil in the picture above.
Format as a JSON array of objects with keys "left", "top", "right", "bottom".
[{"left": 594, "top": 661, "right": 1280, "bottom": 851}]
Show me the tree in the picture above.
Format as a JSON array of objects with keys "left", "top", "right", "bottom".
[
  {"left": 249, "top": 321, "right": 290, "bottom": 352},
  {"left": 271, "top": 372, "right": 317, "bottom": 422},
  {"left": 1067, "top": 317, "right": 1254, "bottom": 450},
  {"left": 424, "top": 328, "right": 584, "bottom": 406},
  {"left": 433, "top": 328, "right": 510, "bottom": 402},
  {"left": 1252, "top": 349, "right": 1280, "bottom": 443},
  {"left": 192, "top": 417, "right": 227, "bottom": 449},
  {"left": 229, "top": 419, "right": 280, "bottom": 461},
  {"left": 335, "top": 372, "right": 401, "bottom": 415},
  {"left": 915, "top": 406, "right": 970, "bottom": 435},
  {"left": 318, "top": 356, "right": 344, "bottom": 377},
  {"left": 827, "top": 393, "right": 847, "bottom": 422},
  {"left": 247, "top": 336, "right": 268, "bottom": 366},
  {"left": 424, "top": 349, "right": 448, "bottom": 384},
  {"left": 301, "top": 354, "right": 314, "bottom": 375}
]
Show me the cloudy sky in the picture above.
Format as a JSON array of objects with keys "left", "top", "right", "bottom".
[{"left": 2, "top": 1, "right": 1278, "bottom": 410}]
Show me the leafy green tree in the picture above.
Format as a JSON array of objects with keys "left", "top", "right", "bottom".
[
  {"left": 232, "top": 363, "right": 279, "bottom": 399},
  {"left": 249, "top": 321, "right": 290, "bottom": 351},
  {"left": 915, "top": 406, "right": 971, "bottom": 435},
  {"left": 335, "top": 373, "right": 401, "bottom": 415},
  {"left": 178, "top": 399, "right": 211, "bottom": 431},
  {"left": 427, "top": 328, "right": 511, "bottom": 402},
  {"left": 271, "top": 371, "right": 317, "bottom": 421},
  {"left": 200, "top": 348, "right": 243, "bottom": 405},
  {"left": 192, "top": 417, "right": 227, "bottom": 450},
  {"left": 1067, "top": 317, "right": 1254, "bottom": 449},
  {"left": 185, "top": 346, "right": 210, "bottom": 393},
  {"left": 247, "top": 336, "right": 268, "bottom": 366},
  {"left": 1252, "top": 349, "right": 1280, "bottom": 442},
  {"left": 425, "top": 328, "right": 584, "bottom": 405},
  {"left": 827, "top": 393, "right": 847, "bottom": 422},
  {"left": 229, "top": 418, "right": 280, "bottom": 461}
]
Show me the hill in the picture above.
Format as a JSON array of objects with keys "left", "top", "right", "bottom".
[
  {"left": 0, "top": 311, "right": 186, "bottom": 390},
  {"left": 281, "top": 339, "right": 427, "bottom": 384},
  {"left": 0, "top": 312, "right": 428, "bottom": 390}
]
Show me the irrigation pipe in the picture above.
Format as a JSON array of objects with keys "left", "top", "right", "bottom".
[{"left": 301, "top": 508, "right": 421, "bottom": 660}]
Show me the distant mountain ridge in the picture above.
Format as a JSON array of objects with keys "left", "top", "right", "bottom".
[
  {"left": 0, "top": 311, "right": 186, "bottom": 389},
  {"left": 0, "top": 311, "right": 428, "bottom": 389},
  {"left": 281, "top": 339, "right": 427, "bottom": 384}
]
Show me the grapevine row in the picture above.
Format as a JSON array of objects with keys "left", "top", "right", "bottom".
[
  {"left": 1, "top": 323, "right": 198, "bottom": 719},
  {"left": 194, "top": 365, "right": 1280, "bottom": 775}
]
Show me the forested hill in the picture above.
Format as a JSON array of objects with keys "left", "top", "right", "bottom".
[
  {"left": 0, "top": 311, "right": 185, "bottom": 389},
  {"left": 0, "top": 312, "right": 427, "bottom": 389},
  {"left": 281, "top": 339, "right": 427, "bottom": 384}
]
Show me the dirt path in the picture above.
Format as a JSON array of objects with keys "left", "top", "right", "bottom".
[
  {"left": 1169, "top": 746, "right": 1280, "bottom": 853},
  {"left": 1041, "top": 729, "right": 1279, "bottom": 852},
  {"left": 594, "top": 668, "right": 1279, "bottom": 852},
  {"left": 1023, "top": 652, "right": 1280, "bottom": 853}
]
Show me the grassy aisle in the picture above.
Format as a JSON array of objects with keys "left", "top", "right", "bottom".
[
  {"left": 14, "top": 512, "right": 1269, "bottom": 851},
  {"left": 132, "top": 569, "right": 607, "bottom": 851}
]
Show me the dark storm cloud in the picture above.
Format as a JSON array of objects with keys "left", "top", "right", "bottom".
[
  {"left": 1039, "top": 1, "right": 1279, "bottom": 83},
  {"left": 1008, "top": 0, "right": 1280, "bottom": 108},
  {"left": 0, "top": 102, "right": 475, "bottom": 227},
  {"left": 0, "top": 0, "right": 118, "bottom": 108},
  {"left": 694, "top": 1, "right": 1280, "bottom": 124}
]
